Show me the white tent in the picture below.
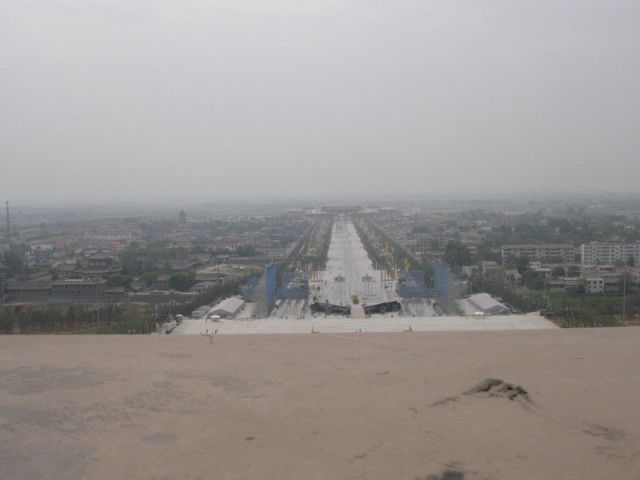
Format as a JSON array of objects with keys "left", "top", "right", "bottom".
[
  {"left": 467, "top": 293, "right": 510, "bottom": 315},
  {"left": 207, "top": 297, "right": 245, "bottom": 318}
]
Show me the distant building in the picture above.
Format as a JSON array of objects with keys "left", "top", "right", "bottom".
[
  {"left": 580, "top": 242, "right": 640, "bottom": 267},
  {"left": 178, "top": 209, "right": 187, "bottom": 224},
  {"left": 286, "top": 209, "right": 308, "bottom": 216},
  {"left": 80, "top": 253, "right": 121, "bottom": 274},
  {"left": 478, "top": 260, "right": 500, "bottom": 275},
  {"left": 585, "top": 277, "right": 605, "bottom": 294},
  {"left": 580, "top": 264, "right": 640, "bottom": 294},
  {"left": 467, "top": 293, "right": 510, "bottom": 315},
  {"left": 195, "top": 267, "right": 225, "bottom": 282},
  {"left": 51, "top": 279, "right": 107, "bottom": 298},
  {"left": 4, "top": 279, "right": 107, "bottom": 302},
  {"left": 86, "top": 253, "right": 114, "bottom": 270},
  {"left": 501, "top": 244, "right": 575, "bottom": 264},
  {"left": 191, "top": 280, "right": 223, "bottom": 294},
  {"left": 320, "top": 206, "right": 363, "bottom": 214},
  {"left": 545, "top": 276, "right": 580, "bottom": 291},
  {"left": 461, "top": 265, "right": 478, "bottom": 278},
  {"left": 207, "top": 297, "right": 245, "bottom": 318},
  {"left": 529, "top": 263, "right": 552, "bottom": 281},
  {"left": 4, "top": 281, "right": 51, "bottom": 300},
  {"left": 30, "top": 243, "right": 55, "bottom": 264},
  {"left": 155, "top": 274, "right": 171, "bottom": 290},
  {"left": 128, "top": 290, "right": 198, "bottom": 304},
  {"left": 86, "top": 232, "right": 135, "bottom": 242},
  {"left": 504, "top": 269, "right": 523, "bottom": 288}
]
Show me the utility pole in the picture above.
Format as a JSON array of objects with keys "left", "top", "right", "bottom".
[
  {"left": 1, "top": 201, "right": 7, "bottom": 305},
  {"left": 5, "top": 201, "right": 10, "bottom": 247},
  {"left": 622, "top": 274, "right": 626, "bottom": 324}
]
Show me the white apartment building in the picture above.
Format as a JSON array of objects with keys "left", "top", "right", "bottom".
[
  {"left": 501, "top": 244, "right": 576, "bottom": 264},
  {"left": 580, "top": 242, "right": 640, "bottom": 266}
]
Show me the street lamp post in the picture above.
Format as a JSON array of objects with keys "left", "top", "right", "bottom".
[{"left": 622, "top": 275, "right": 626, "bottom": 323}]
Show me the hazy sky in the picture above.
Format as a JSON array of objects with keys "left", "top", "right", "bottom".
[{"left": 2, "top": 1, "right": 639, "bottom": 204}]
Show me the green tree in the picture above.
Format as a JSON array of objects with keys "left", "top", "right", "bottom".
[
  {"left": 141, "top": 271, "right": 158, "bottom": 287},
  {"left": 504, "top": 255, "right": 518, "bottom": 269},
  {"left": 475, "top": 243, "right": 500, "bottom": 263},
  {"left": 524, "top": 270, "right": 545, "bottom": 290},
  {"left": 3, "top": 248, "right": 26, "bottom": 279},
  {"left": 120, "top": 247, "right": 143, "bottom": 276},
  {"left": 567, "top": 265, "right": 580, "bottom": 277},
  {"left": 515, "top": 255, "right": 530, "bottom": 275},
  {"left": 107, "top": 274, "right": 132, "bottom": 289},
  {"left": 169, "top": 272, "right": 196, "bottom": 291},
  {"left": 444, "top": 241, "right": 472, "bottom": 268}
]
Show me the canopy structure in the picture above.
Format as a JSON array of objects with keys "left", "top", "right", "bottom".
[
  {"left": 467, "top": 293, "right": 510, "bottom": 315},
  {"left": 207, "top": 297, "right": 245, "bottom": 318}
]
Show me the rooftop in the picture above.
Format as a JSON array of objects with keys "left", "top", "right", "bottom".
[
  {"left": 1, "top": 329, "right": 638, "bottom": 479},
  {"left": 502, "top": 243, "right": 574, "bottom": 249},
  {"left": 467, "top": 293, "right": 508, "bottom": 312},
  {"left": 210, "top": 296, "right": 245, "bottom": 314},
  {"left": 52, "top": 278, "right": 106, "bottom": 286}
]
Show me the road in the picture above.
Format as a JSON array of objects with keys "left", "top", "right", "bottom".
[{"left": 315, "top": 217, "right": 396, "bottom": 307}]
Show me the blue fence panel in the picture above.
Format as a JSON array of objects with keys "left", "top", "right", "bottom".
[
  {"left": 265, "top": 264, "right": 278, "bottom": 310},
  {"left": 399, "top": 269, "right": 425, "bottom": 285},
  {"left": 282, "top": 271, "right": 295, "bottom": 286},
  {"left": 433, "top": 260, "right": 450, "bottom": 302},
  {"left": 397, "top": 286, "right": 432, "bottom": 299},
  {"left": 276, "top": 287, "right": 309, "bottom": 300}
]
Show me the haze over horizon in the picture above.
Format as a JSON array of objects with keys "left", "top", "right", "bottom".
[{"left": 2, "top": 1, "right": 639, "bottom": 203}]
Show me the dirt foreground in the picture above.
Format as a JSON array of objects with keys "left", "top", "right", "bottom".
[{"left": 1, "top": 329, "right": 639, "bottom": 479}]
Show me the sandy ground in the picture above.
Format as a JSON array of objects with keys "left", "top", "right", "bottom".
[
  {"left": 1, "top": 329, "right": 639, "bottom": 479},
  {"left": 174, "top": 313, "right": 556, "bottom": 334}
]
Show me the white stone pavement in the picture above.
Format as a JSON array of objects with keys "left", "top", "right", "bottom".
[
  {"left": 173, "top": 313, "right": 557, "bottom": 335},
  {"left": 317, "top": 219, "right": 395, "bottom": 306}
]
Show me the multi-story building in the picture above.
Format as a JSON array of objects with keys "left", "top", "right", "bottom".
[
  {"left": 51, "top": 279, "right": 106, "bottom": 299},
  {"left": 580, "top": 242, "right": 640, "bottom": 267},
  {"left": 579, "top": 264, "right": 640, "bottom": 294},
  {"left": 546, "top": 276, "right": 580, "bottom": 291},
  {"left": 501, "top": 244, "right": 576, "bottom": 264}
]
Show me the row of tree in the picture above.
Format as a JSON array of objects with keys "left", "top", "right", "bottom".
[
  {"left": 282, "top": 216, "right": 333, "bottom": 274},
  {"left": 353, "top": 218, "right": 421, "bottom": 277},
  {"left": 0, "top": 275, "right": 247, "bottom": 334},
  {"left": 2, "top": 247, "right": 27, "bottom": 279},
  {"left": 0, "top": 303, "right": 157, "bottom": 334}
]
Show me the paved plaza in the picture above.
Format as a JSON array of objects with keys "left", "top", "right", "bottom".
[{"left": 174, "top": 312, "right": 556, "bottom": 335}]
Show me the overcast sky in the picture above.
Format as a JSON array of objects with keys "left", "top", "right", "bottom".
[{"left": 1, "top": 0, "right": 639, "bottom": 204}]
